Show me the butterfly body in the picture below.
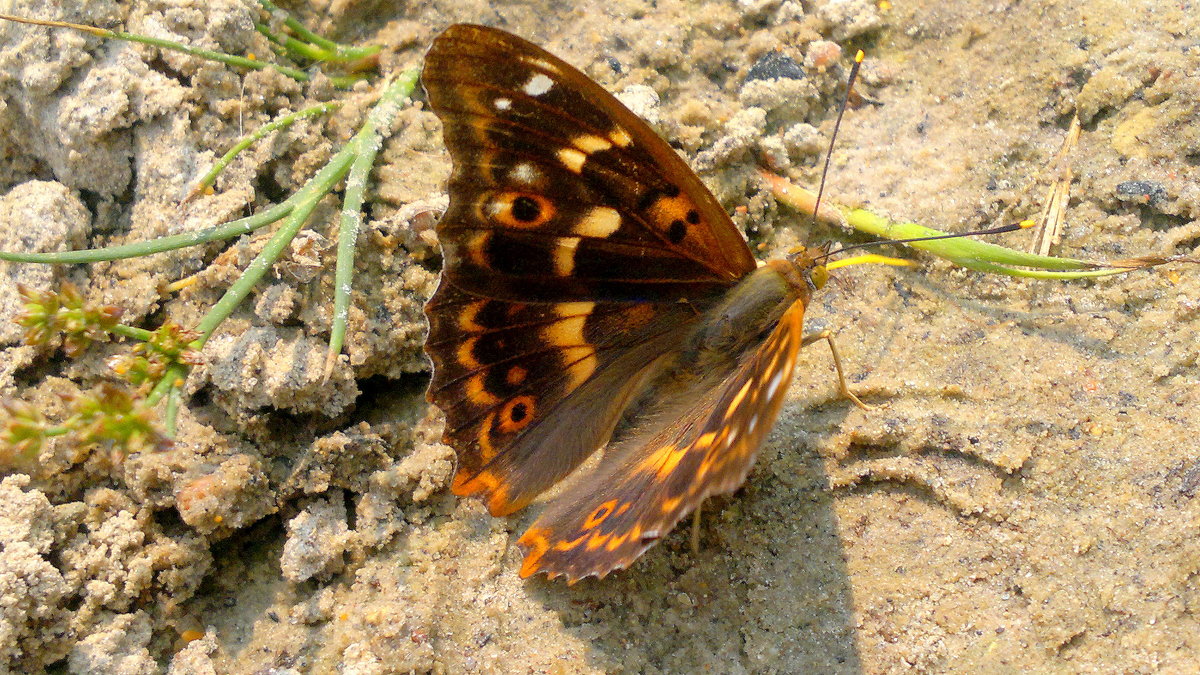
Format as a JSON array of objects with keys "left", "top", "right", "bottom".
[
  {"left": 423, "top": 24, "right": 833, "bottom": 582},
  {"left": 629, "top": 260, "right": 813, "bottom": 411}
]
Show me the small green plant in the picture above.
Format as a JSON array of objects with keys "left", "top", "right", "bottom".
[
  {"left": 16, "top": 283, "right": 123, "bottom": 358},
  {"left": 0, "top": 4, "right": 414, "bottom": 466}
]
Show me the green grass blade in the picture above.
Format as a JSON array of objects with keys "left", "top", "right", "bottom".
[
  {"left": 186, "top": 102, "right": 340, "bottom": 202},
  {"left": 0, "top": 14, "right": 310, "bottom": 81},
  {"left": 0, "top": 201, "right": 294, "bottom": 264},
  {"left": 190, "top": 156, "right": 352, "bottom": 346},
  {"left": 255, "top": 0, "right": 381, "bottom": 63},
  {"left": 326, "top": 70, "right": 421, "bottom": 378}
]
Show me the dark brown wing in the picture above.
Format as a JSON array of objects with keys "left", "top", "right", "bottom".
[
  {"left": 426, "top": 282, "right": 691, "bottom": 515},
  {"left": 422, "top": 24, "right": 757, "bottom": 516},
  {"left": 517, "top": 299, "right": 809, "bottom": 582},
  {"left": 422, "top": 24, "right": 756, "bottom": 304}
]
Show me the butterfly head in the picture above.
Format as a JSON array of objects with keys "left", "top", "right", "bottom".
[{"left": 784, "top": 245, "right": 830, "bottom": 292}]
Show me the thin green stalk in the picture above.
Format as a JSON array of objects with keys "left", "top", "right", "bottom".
[
  {"left": 255, "top": 24, "right": 338, "bottom": 63},
  {"left": 258, "top": 0, "right": 337, "bottom": 50},
  {"left": 0, "top": 201, "right": 294, "bottom": 263},
  {"left": 146, "top": 363, "right": 187, "bottom": 407},
  {"left": 0, "top": 14, "right": 311, "bottom": 82},
  {"left": 110, "top": 325, "right": 155, "bottom": 342},
  {"left": 191, "top": 164, "right": 350, "bottom": 347},
  {"left": 0, "top": 119, "right": 389, "bottom": 265},
  {"left": 256, "top": 0, "right": 381, "bottom": 62},
  {"left": 186, "top": 102, "right": 341, "bottom": 202},
  {"left": 327, "top": 73, "right": 371, "bottom": 89},
  {"left": 327, "top": 70, "right": 420, "bottom": 376}
]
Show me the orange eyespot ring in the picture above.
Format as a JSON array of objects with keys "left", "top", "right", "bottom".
[
  {"left": 498, "top": 395, "right": 537, "bottom": 433},
  {"left": 583, "top": 499, "right": 618, "bottom": 529},
  {"left": 488, "top": 191, "right": 555, "bottom": 229}
]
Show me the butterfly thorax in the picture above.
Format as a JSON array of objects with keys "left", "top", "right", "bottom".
[{"left": 626, "top": 256, "right": 821, "bottom": 422}]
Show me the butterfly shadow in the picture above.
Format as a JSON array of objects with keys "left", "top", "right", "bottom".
[{"left": 516, "top": 406, "right": 865, "bottom": 674}]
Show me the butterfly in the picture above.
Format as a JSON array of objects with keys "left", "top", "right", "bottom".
[{"left": 422, "top": 24, "right": 864, "bottom": 583}]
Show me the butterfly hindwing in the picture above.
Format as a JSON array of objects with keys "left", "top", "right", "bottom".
[
  {"left": 423, "top": 24, "right": 757, "bottom": 304},
  {"left": 426, "top": 281, "right": 693, "bottom": 515},
  {"left": 517, "top": 299, "right": 810, "bottom": 582}
]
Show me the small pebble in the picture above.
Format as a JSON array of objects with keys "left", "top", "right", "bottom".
[
  {"left": 1115, "top": 180, "right": 1168, "bottom": 207},
  {"left": 804, "top": 40, "right": 842, "bottom": 71},
  {"left": 746, "top": 51, "right": 805, "bottom": 82}
]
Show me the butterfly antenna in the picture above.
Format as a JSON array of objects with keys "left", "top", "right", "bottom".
[
  {"left": 811, "top": 49, "right": 865, "bottom": 231},
  {"left": 804, "top": 50, "right": 1033, "bottom": 266}
]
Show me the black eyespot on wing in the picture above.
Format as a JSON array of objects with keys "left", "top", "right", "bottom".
[
  {"left": 512, "top": 195, "right": 542, "bottom": 222},
  {"left": 510, "top": 400, "right": 528, "bottom": 422},
  {"left": 668, "top": 219, "right": 687, "bottom": 244}
]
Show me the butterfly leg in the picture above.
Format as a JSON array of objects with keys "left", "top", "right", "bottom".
[
  {"left": 690, "top": 502, "right": 703, "bottom": 555},
  {"left": 801, "top": 330, "right": 873, "bottom": 411}
]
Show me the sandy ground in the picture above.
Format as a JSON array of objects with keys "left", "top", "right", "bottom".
[{"left": 0, "top": 0, "right": 1198, "bottom": 672}]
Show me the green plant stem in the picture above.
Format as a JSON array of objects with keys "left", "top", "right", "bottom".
[
  {"left": 193, "top": 179, "right": 339, "bottom": 348},
  {"left": 0, "top": 14, "right": 311, "bottom": 82},
  {"left": 4, "top": 67, "right": 421, "bottom": 439},
  {"left": 255, "top": 0, "right": 381, "bottom": 62},
  {"left": 187, "top": 102, "right": 340, "bottom": 202},
  {"left": 0, "top": 200, "right": 294, "bottom": 263},
  {"left": 146, "top": 364, "right": 187, "bottom": 408},
  {"left": 326, "top": 69, "right": 420, "bottom": 376},
  {"left": 257, "top": 0, "right": 337, "bottom": 50},
  {"left": 255, "top": 24, "right": 343, "bottom": 63},
  {"left": 110, "top": 325, "right": 154, "bottom": 342}
]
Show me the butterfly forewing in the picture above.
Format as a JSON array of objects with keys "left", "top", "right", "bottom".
[
  {"left": 517, "top": 299, "right": 809, "bottom": 582},
  {"left": 423, "top": 24, "right": 756, "bottom": 304}
]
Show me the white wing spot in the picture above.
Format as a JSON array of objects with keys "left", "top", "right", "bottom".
[
  {"left": 765, "top": 370, "right": 785, "bottom": 400},
  {"left": 557, "top": 147, "right": 587, "bottom": 173},
  {"left": 494, "top": 97, "right": 512, "bottom": 110},
  {"left": 511, "top": 163, "right": 540, "bottom": 184},
  {"left": 748, "top": 414, "right": 759, "bottom": 434},
  {"left": 523, "top": 73, "right": 554, "bottom": 96},
  {"left": 574, "top": 207, "right": 621, "bottom": 238}
]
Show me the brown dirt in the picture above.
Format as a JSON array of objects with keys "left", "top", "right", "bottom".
[{"left": 0, "top": 0, "right": 1197, "bottom": 673}]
